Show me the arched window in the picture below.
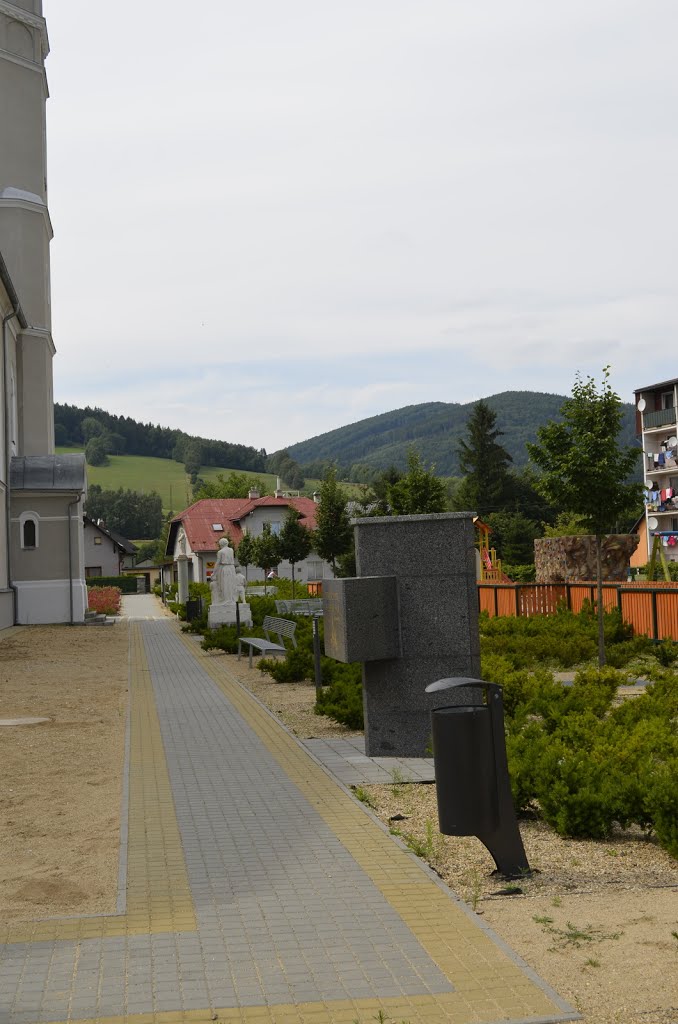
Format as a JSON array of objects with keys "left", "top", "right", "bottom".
[{"left": 20, "top": 512, "right": 39, "bottom": 550}]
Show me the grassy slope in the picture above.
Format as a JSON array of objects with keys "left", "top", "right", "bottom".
[{"left": 55, "top": 448, "right": 349, "bottom": 511}]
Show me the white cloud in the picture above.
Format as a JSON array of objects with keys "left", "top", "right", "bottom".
[{"left": 44, "top": 0, "right": 678, "bottom": 449}]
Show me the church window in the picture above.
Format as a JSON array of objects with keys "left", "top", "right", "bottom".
[{"left": 20, "top": 513, "right": 39, "bottom": 549}]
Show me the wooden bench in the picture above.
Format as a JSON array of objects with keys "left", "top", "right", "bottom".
[
  {"left": 275, "top": 599, "right": 323, "bottom": 616},
  {"left": 237, "top": 615, "right": 297, "bottom": 668}
]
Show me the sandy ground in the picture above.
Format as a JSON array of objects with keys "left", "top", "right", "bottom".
[
  {"left": 2, "top": 627, "right": 676, "bottom": 1024},
  {"left": 0, "top": 623, "right": 128, "bottom": 921}
]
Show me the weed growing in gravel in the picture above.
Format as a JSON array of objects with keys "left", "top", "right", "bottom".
[
  {"left": 469, "top": 867, "right": 484, "bottom": 912},
  {"left": 584, "top": 958, "right": 601, "bottom": 968},
  {"left": 352, "top": 786, "right": 376, "bottom": 809},
  {"left": 389, "top": 767, "right": 408, "bottom": 795},
  {"left": 532, "top": 916, "right": 622, "bottom": 950}
]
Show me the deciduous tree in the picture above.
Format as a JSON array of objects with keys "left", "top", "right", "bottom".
[
  {"left": 278, "top": 509, "right": 313, "bottom": 595},
  {"left": 527, "top": 368, "right": 643, "bottom": 665},
  {"left": 314, "top": 467, "right": 352, "bottom": 575},
  {"left": 236, "top": 533, "right": 256, "bottom": 581},
  {"left": 387, "top": 448, "right": 447, "bottom": 515},
  {"left": 252, "top": 524, "right": 281, "bottom": 591}
]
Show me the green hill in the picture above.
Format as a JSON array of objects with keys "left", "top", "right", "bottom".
[
  {"left": 55, "top": 450, "right": 283, "bottom": 512},
  {"left": 285, "top": 391, "right": 637, "bottom": 476}
]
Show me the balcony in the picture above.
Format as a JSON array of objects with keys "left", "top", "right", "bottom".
[{"left": 644, "top": 407, "right": 677, "bottom": 429}]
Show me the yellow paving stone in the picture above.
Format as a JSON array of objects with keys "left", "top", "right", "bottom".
[
  {"left": 4, "top": 626, "right": 196, "bottom": 951},
  {"left": 188, "top": 638, "right": 574, "bottom": 1024}
]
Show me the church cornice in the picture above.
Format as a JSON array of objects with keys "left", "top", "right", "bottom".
[
  {"left": 0, "top": 190, "right": 53, "bottom": 240},
  {"left": 19, "top": 326, "right": 56, "bottom": 357},
  {"left": 0, "top": 0, "right": 49, "bottom": 59}
]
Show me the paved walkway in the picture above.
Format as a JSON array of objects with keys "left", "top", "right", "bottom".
[
  {"left": 0, "top": 621, "right": 578, "bottom": 1024},
  {"left": 119, "top": 593, "right": 173, "bottom": 620}
]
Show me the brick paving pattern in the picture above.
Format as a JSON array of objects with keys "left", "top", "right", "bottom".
[{"left": 0, "top": 620, "right": 578, "bottom": 1024}]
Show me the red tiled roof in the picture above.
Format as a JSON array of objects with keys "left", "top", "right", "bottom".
[{"left": 171, "top": 496, "right": 319, "bottom": 554}]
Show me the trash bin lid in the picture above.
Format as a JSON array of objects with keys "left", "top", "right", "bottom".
[{"left": 425, "top": 676, "right": 494, "bottom": 694}]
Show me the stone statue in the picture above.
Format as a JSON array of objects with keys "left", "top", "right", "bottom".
[
  {"left": 208, "top": 538, "right": 253, "bottom": 628},
  {"left": 210, "top": 538, "right": 236, "bottom": 604}
]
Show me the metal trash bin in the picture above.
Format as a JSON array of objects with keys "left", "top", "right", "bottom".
[
  {"left": 185, "top": 598, "right": 202, "bottom": 623},
  {"left": 425, "top": 676, "right": 530, "bottom": 879}
]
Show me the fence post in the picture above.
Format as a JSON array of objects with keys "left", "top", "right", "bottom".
[
  {"left": 651, "top": 590, "right": 658, "bottom": 641},
  {"left": 515, "top": 585, "right": 521, "bottom": 617},
  {"left": 566, "top": 583, "right": 572, "bottom": 611},
  {"left": 494, "top": 586, "right": 499, "bottom": 617}
]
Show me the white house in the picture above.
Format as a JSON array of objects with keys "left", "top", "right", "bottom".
[{"left": 166, "top": 493, "right": 332, "bottom": 587}]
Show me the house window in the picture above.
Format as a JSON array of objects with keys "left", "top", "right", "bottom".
[
  {"left": 662, "top": 391, "right": 674, "bottom": 410},
  {"left": 19, "top": 512, "right": 39, "bottom": 550},
  {"left": 264, "top": 521, "right": 281, "bottom": 536},
  {"left": 212, "top": 523, "right": 223, "bottom": 531},
  {"left": 94, "top": 536, "right": 102, "bottom": 545},
  {"left": 86, "top": 566, "right": 103, "bottom": 578},
  {"left": 306, "top": 560, "right": 324, "bottom": 580}
]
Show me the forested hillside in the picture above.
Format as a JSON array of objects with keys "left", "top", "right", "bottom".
[
  {"left": 54, "top": 403, "right": 266, "bottom": 472},
  {"left": 285, "top": 391, "right": 637, "bottom": 476}
]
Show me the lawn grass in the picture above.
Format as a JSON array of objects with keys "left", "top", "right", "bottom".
[{"left": 55, "top": 448, "right": 334, "bottom": 511}]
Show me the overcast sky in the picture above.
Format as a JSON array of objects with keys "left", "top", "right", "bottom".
[{"left": 44, "top": 1, "right": 677, "bottom": 452}]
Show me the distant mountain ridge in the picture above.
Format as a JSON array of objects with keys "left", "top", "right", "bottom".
[{"left": 285, "top": 391, "right": 637, "bottom": 476}]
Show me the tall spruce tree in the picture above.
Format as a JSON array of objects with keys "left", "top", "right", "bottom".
[
  {"left": 527, "top": 368, "right": 643, "bottom": 666},
  {"left": 455, "top": 399, "right": 512, "bottom": 516},
  {"left": 314, "top": 467, "right": 352, "bottom": 575}
]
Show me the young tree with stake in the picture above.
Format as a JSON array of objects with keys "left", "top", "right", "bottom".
[
  {"left": 278, "top": 508, "right": 313, "bottom": 596},
  {"left": 527, "top": 368, "right": 643, "bottom": 666}
]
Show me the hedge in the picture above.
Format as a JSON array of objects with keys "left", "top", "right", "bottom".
[{"left": 85, "top": 575, "right": 138, "bottom": 593}]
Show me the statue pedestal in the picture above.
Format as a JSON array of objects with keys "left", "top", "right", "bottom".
[{"left": 208, "top": 601, "right": 252, "bottom": 629}]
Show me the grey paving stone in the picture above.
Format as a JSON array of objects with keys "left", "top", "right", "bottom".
[{"left": 0, "top": 620, "right": 569, "bottom": 1024}]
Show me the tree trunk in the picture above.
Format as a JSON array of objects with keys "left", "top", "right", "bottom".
[{"left": 596, "top": 533, "right": 606, "bottom": 667}]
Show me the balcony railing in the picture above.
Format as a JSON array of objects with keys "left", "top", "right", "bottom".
[{"left": 644, "top": 407, "right": 677, "bottom": 429}]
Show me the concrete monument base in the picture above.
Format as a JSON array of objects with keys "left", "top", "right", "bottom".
[{"left": 208, "top": 601, "right": 252, "bottom": 629}]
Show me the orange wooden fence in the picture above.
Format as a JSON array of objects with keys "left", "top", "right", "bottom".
[{"left": 478, "top": 581, "right": 678, "bottom": 641}]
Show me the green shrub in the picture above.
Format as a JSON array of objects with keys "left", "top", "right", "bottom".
[
  {"left": 201, "top": 625, "right": 241, "bottom": 654},
  {"left": 315, "top": 668, "right": 363, "bottom": 729},
  {"left": 646, "top": 758, "right": 678, "bottom": 857},
  {"left": 502, "top": 563, "right": 536, "bottom": 583},
  {"left": 654, "top": 639, "right": 678, "bottom": 667},
  {"left": 259, "top": 646, "right": 314, "bottom": 683},
  {"left": 534, "top": 723, "right": 625, "bottom": 839}
]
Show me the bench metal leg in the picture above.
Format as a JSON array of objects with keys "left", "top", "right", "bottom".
[{"left": 249, "top": 646, "right": 254, "bottom": 669}]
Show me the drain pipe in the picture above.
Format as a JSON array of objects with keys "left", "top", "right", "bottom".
[
  {"left": 2, "top": 309, "right": 18, "bottom": 621},
  {"left": 67, "top": 496, "right": 80, "bottom": 625},
  {"left": 1, "top": 254, "right": 28, "bottom": 625}
]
